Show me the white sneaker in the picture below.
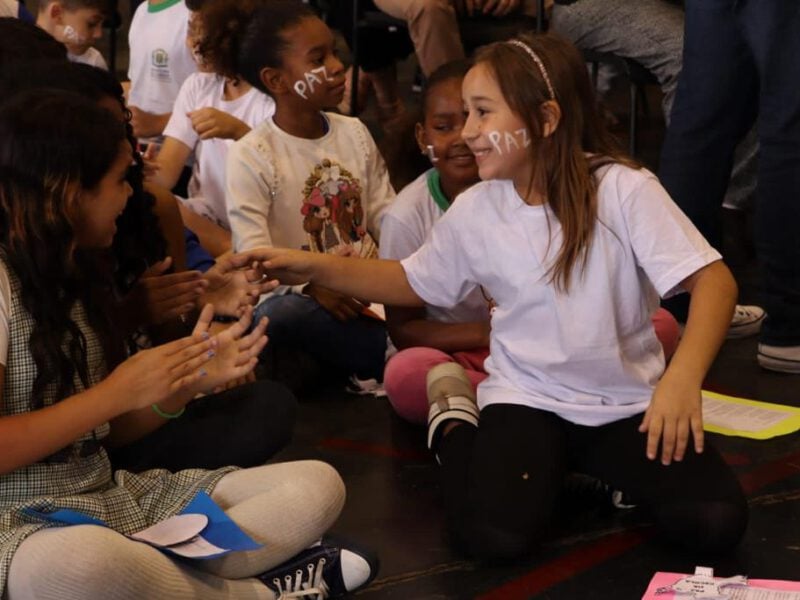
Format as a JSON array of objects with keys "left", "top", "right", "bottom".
[
  {"left": 757, "top": 343, "right": 800, "bottom": 374},
  {"left": 727, "top": 304, "right": 766, "bottom": 339}
]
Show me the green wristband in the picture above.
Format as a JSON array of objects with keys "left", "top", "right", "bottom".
[{"left": 151, "top": 403, "right": 186, "bottom": 419}]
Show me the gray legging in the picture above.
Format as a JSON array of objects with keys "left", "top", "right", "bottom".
[{"left": 8, "top": 461, "right": 345, "bottom": 599}]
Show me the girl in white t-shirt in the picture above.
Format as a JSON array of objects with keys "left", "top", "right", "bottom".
[
  {"left": 255, "top": 33, "right": 748, "bottom": 560},
  {"left": 381, "top": 59, "right": 681, "bottom": 425},
  {"left": 151, "top": 0, "right": 276, "bottom": 257},
  {"left": 225, "top": 0, "right": 395, "bottom": 382}
]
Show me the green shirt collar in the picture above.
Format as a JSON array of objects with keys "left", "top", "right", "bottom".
[{"left": 426, "top": 169, "right": 450, "bottom": 213}]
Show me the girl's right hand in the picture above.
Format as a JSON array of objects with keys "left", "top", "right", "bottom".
[
  {"left": 247, "top": 247, "right": 322, "bottom": 286},
  {"left": 108, "top": 333, "right": 217, "bottom": 411}
]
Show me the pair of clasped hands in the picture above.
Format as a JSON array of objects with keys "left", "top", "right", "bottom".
[{"left": 110, "top": 251, "right": 278, "bottom": 412}]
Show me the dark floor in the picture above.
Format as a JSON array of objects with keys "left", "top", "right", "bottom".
[{"left": 273, "top": 85, "right": 800, "bottom": 599}]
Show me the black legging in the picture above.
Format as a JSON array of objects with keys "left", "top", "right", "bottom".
[
  {"left": 108, "top": 379, "right": 296, "bottom": 472},
  {"left": 439, "top": 403, "right": 748, "bottom": 562}
]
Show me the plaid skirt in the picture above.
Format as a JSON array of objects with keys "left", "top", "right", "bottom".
[{"left": 0, "top": 448, "right": 235, "bottom": 596}]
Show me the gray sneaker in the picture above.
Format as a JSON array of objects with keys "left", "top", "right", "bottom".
[{"left": 757, "top": 343, "right": 800, "bottom": 374}]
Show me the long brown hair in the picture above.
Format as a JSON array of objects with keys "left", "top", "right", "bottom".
[
  {"left": 474, "top": 32, "right": 638, "bottom": 292},
  {"left": 0, "top": 90, "right": 127, "bottom": 408}
]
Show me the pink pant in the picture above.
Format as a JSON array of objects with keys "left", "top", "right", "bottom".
[{"left": 383, "top": 308, "right": 680, "bottom": 424}]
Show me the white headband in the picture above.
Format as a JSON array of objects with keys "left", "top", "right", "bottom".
[{"left": 506, "top": 40, "right": 556, "bottom": 101}]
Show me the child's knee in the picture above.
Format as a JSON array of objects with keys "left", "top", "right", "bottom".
[
  {"left": 384, "top": 347, "right": 452, "bottom": 424},
  {"left": 655, "top": 498, "right": 749, "bottom": 554},
  {"left": 10, "top": 526, "right": 148, "bottom": 598},
  {"left": 455, "top": 518, "right": 541, "bottom": 563}
]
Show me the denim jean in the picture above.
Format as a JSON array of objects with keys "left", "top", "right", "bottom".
[
  {"left": 254, "top": 293, "right": 387, "bottom": 380},
  {"left": 659, "top": 0, "right": 800, "bottom": 345}
]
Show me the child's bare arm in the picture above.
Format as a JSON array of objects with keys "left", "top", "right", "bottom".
[
  {"left": 257, "top": 248, "right": 425, "bottom": 307},
  {"left": 387, "top": 305, "right": 490, "bottom": 352},
  {"left": 0, "top": 334, "right": 216, "bottom": 474},
  {"left": 640, "top": 260, "right": 737, "bottom": 465}
]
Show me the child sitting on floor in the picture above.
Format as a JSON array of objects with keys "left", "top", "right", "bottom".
[
  {"left": 380, "top": 58, "right": 680, "bottom": 425},
  {"left": 0, "top": 90, "right": 377, "bottom": 599},
  {"left": 253, "top": 32, "right": 748, "bottom": 561},
  {"left": 150, "top": 0, "right": 276, "bottom": 257},
  {"left": 225, "top": 0, "right": 395, "bottom": 383}
]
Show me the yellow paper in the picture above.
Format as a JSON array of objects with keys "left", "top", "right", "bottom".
[{"left": 702, "top": 391, "right": 800, "bottom": 440}]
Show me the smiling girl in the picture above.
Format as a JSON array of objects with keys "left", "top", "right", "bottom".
[
  {"left": 0, "top": 90, "right": 376, "bottom": 599},
  {"left": 380, "top": 59, "right": 680, "bottom": 425},
  {"left": 253, "top": 32, "right": 748, "bottom": 561},
  {"left": 225, "top": 0, "right": 395, "bottom": 383}
]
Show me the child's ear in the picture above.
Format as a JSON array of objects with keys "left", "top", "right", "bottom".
[
  {"left": 541, "top": 100, "right": 562, "bottom": 138},
  {"left": 414, "top": 122, "right": 427, "bottom": 155},
  {"left": 259, "top": 67, "right": 288, "bottom": 97},
  {"left": 47, "top": 1, "right": 65, "bottom": 24}
]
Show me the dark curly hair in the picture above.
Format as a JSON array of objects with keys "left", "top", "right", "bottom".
[
  {"left": 0, "top": 91, "right": 127, "bottom": 408},
  {"left": 195, "top": 0, "right": 267, "bottom": 82},
  {"left": 0, "top": 61, "right": 168, "bottom": 295},
  {"left": 195, "top": 0, "right": 315, "bottom": 93}
]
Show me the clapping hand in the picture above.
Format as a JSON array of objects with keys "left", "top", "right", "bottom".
[
  {"left": 127, "top": 257, "right": 208, "bottom": 325},
  {"left": 188, "top": 304, "right": 268, "bottom": 394}
]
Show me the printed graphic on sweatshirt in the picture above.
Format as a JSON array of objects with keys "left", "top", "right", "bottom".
[{"left": 300, "top": 159, "right": 377, "bottom": 258}]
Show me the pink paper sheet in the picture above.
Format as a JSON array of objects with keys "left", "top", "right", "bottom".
[{"left": 642, "top": 572, "right": 800, "bottom": 599}]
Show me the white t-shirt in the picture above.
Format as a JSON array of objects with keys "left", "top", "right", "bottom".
[
  {"left": 68, "top": 46, "right": 108, "bottom": 70},
  {"left": 226, "top": 112, "right": 395, "bottom": 258},
  {"left": 163, "top": 73, "right": 275, "bottom": 228},
  {"left": 127, "top": 0, "right": 196, "bottom": 115},
  {"left": 402, "top": 165, "right": 721, "bottom": 426},
  {"left": 380, "top": 170, "right": 489, "bottom": 324}
]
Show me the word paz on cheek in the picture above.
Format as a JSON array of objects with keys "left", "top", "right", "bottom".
[
  {"left": 293, "top": 66, "right": 336, "bottom": 100},
  {"left": 62, "top": 25, "right": 87, "bottom": 45},
  {"left": 487, "top": 128, "right": 531, "bottom": 155}
]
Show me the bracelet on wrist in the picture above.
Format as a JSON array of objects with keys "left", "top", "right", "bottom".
[{"left": 151, "top": 403, "right": 185, "bottom": 419}]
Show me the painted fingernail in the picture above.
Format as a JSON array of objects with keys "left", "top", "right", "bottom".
[
  {"left": 207, "top": 349, "right": 216, "bottom": 358},
  {"left": 199, "top": 368, "right": 207, "bottom": 377},
  {"left": 201, "top": 331, "right": 210, "bottom": 339}
]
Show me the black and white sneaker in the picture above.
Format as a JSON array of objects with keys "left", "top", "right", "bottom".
[{"left": 257, "top": 537, "right": 379, "bottom": 599}]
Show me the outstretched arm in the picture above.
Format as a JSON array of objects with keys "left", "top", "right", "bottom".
[
  {"left": 640, "top": 260, "right": 737, "bottom": 465},
  {"left": 257, "top": 248, "right": 425, "bottom": 307}
]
